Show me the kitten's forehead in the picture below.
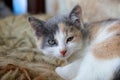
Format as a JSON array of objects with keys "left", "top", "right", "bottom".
[
  {"left": 58, "top": 23, "right": 67, "bottom": 33},
  {"left": 38, "top": 15, "right": 82, "bottom": 49},
  {"left": 57, "top": 22, "right": 80, "bottom": 35},
  {"left": 44, "top": 15, "right": 67, "bottom": 33},
  {"left": 45, "top": 15, "right": 81, "bottom": 33}
]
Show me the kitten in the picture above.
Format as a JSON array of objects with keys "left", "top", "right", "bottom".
[{"left": 28, "top": 5, "right": 120, "bottom": 80}]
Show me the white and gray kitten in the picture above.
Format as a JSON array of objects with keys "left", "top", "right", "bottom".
[
  {"left": 28, "top": 5, "right": 120, "bottom": 80},
  {"left": 28, "top": 5, "right": 84, "bottom": 60}
]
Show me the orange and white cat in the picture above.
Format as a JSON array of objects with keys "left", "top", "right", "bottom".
[{"left": 28, "top": 5, "right": 120, "bottom": 80}]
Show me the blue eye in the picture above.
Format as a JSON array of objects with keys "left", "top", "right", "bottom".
[{"left": 48, "top": 40, "right": 56, "bottom": 45}]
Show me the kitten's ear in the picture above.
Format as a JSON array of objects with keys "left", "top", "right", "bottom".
[
  {"left": 28, "top": 16, "right": 46, "bottom": 37},
  {"left": 69, "top": 5, "right": 84, "bottom": 29}
]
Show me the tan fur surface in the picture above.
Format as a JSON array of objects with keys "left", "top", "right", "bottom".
[
  {"left": 91, "top": 22, "right": 120, "bottom": 59},
  {"left": 108, "top": 23, "right": 120, "bottom": 32},
  {"left": 93, "top": 36, "right": 120, "bottom": 59}
]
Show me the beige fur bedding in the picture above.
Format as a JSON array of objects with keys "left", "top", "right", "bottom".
[{"left": 0, "top": 15, "right": 65, "bottom": 80}]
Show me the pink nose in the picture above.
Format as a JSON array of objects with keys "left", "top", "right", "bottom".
[{"left": 60, "top": 50, "right": 67, "bottom": 56}]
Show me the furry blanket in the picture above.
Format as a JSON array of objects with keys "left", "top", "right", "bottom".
[{"left": 0, "top": 15, "right": 65, "bottom": 80}]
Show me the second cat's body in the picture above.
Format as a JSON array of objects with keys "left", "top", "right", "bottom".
[{"left": 28, "top": 5, "right": 120, "bottom": 80}]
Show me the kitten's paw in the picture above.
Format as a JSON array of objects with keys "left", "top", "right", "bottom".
[{"left": 55, "top": 67, "right": 69, "bottom": 80}]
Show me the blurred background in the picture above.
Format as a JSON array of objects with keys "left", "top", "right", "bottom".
[
  {"left": 0, "top": 0, "right": 65, "bottom": 18},
  {"left": 0, "top": 0, "right": 79, "bottom": 18},
  {"left": 0, "top": 0, "right": 45, "bottom": 18},
  {"left": 0, "top": 1, "right": 120, "bottom": 79},
  {"left": 1, "top": 0, "right": 120, "bottom": 22}
]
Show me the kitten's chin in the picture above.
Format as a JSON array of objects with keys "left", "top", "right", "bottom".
[{"left": 56, "top": 54, "right": 72, "bottom": 60}]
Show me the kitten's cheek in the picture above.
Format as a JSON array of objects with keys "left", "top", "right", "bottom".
[{"left": 41, "top": 49, "right": 51, "bottom": 56}]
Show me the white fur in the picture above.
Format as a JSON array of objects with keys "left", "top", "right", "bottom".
[
  {"left": 55, "top": 30, "right": 67, "bottom": 52},
  {"left": 93, "top": 21, "right": 118, "bottom": 44},
  {"left": 39, "top": 26, "right": 83, "bottom": 60},
  {"left": 34, "top": 17, "right": 120, "bottom": 80},
  {"left": 55, "top": 59, "right": 81, "bottom": 80},
  {"left": 73, "top": 53, "right": 120, "bottom": 80},
  {"left": 55, "top": 20, "right": 120, "bottom": 80}
]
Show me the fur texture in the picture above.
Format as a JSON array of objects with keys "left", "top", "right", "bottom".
[
  {"left": 29, "top": 5, "right": 120, "bottom": 80},
  {"left": 28, "top": 5, "right": 84, "bottom": 60}
]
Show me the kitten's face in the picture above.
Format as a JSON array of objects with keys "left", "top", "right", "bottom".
[
  {"left": 37, "top": 22, "right": 83, "bottom": 59},
  {"left": 28, "top": 5, "right": 84, "bottom": 59}
]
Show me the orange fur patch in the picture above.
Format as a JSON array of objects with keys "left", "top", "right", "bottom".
[
  {"left": 108, "top": 23, "right": 120, "bottom": 32},
  {"left": 58, "top": 23, "right": 82, "bottom": 42},
  {"left": 92, "top": 35, "right": 120, "bottom": 59},
  {"left": 58, "top": 23, "right": 66, "bottom": 33},
  {"left": 69, "top": 28, "right": 82, "bottom": 42}
]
